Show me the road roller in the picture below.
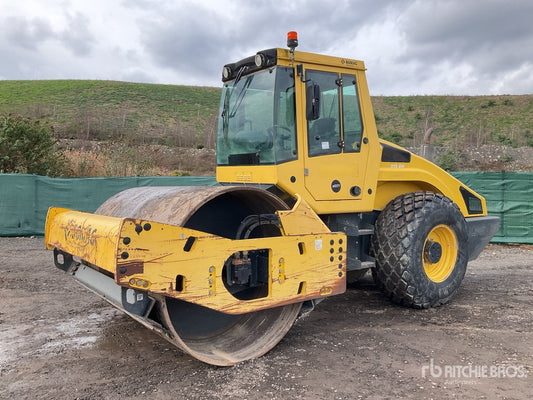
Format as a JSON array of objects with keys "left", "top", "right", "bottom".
[{"left": 45, "top": 32, "right": 499, "bottom": 365}]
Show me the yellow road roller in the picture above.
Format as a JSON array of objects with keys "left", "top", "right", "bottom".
[{"left": 45, "top": 32, "right": 499, "bottom": 365}]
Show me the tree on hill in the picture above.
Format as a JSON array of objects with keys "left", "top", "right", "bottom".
[{"left": 0, "top": 115, "right": 69, "bottom": 176}]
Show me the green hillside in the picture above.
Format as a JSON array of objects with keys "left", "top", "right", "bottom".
[
  {"left": 0, "top": 80, "right": 221, "bottom": 148},
  {"left": 373, "top": 95, "right": 533, "bottom": 148},
  {"left": 1, "top": 80, "right": 532, "bottom": 175},
  {"left": 1, "top": 80, "right": 532, "bottom": 148}
]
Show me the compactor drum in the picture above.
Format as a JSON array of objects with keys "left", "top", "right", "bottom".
[
  {"left": 45, "top": 33, "right": 500, "bottom": 365},
  {"left": 95, "top": 186, "right": 302, "bottom": 365}
]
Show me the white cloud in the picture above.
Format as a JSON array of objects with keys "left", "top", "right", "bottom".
[
  {"left": 0, "top": 0, "right": 532, "bottom": 94},
  {"left": 491, "top": 62, "right": 533, "bottom": 95}
]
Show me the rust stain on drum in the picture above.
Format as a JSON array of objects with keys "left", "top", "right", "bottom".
[{"left": 117, "top": 261, "right": 144, "bottom": 276}]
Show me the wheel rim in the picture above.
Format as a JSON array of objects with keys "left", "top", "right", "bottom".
[{"left": 423, "top": 224, "right": 458, "bottom": 283}]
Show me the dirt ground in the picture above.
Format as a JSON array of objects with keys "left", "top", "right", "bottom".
[{"left": 0, "top": 237, "right": 531, "bottom": 400}]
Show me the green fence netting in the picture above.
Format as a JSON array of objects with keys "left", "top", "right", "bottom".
[
  {"left": 453, "top": 171, "right": 532, "bottom": 244},
  {"left": 0, "top": 174, "right": 217, "bottom": 237},
  {"left": 0, "top": 172, "right": 531, "bottom": 243}
]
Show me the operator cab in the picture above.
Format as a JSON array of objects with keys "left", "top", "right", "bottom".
[
  {"left": 216, "top": 32, "right": 381, "bottom": 213},
  {"left": 216, "top": 48, "right": 365, "bottom": 167}
]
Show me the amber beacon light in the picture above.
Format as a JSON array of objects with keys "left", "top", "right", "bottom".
[{"left": 287, "top": 31, "right": 298, "bottom": 51}]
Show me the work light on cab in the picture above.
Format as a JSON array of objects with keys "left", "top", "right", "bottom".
[{"left": 254, "top": 53, "right": 266, "bottom": 67}]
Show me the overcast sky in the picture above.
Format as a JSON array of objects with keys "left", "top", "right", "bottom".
[{"left": 1, "top": 0, "right": 532, "bottom": 95}]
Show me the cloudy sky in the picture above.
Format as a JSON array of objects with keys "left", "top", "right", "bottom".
[{"left": 1, "top": 0, "right": 532, "bottom": 95}]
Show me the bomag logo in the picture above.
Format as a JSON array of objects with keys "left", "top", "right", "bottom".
[
  {"left": 341, "top": 59, "right": 358, "bottom": 66},
  {"left": 64, "top": 219, "right": 98, "bottom": 249}
]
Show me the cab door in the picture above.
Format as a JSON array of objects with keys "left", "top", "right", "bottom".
[{"left": 303, "top": 69, "right": 369, "bottom": 201}]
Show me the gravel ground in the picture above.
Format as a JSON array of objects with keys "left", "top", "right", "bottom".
[{"left": 0, "top": 237, "right": 531, "bottom": 399}]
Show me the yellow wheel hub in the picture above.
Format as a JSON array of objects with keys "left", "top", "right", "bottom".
[{"left": 423, "top": 224, "right": 458, "bottom": 283}]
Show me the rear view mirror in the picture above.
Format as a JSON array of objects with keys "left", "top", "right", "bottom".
[{"left": 306, "top": 83, "right": 320, "bottom": 120}]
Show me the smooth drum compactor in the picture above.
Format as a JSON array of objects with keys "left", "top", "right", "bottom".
[{"left": 45, "top": 32, "right": 499, "bottom": 365}]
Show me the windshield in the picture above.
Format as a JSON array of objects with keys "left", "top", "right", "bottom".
[{"left": 217, "top": 67, "right": 297, "bottom": 166}]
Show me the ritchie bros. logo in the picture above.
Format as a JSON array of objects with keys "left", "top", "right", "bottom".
[{"left": 421, "top": 358, "right": 527, "bottom": 381}]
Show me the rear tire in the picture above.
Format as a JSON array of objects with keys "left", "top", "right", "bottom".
[{"left": 371, "top": 191, "right": 468, "bottom": 308}]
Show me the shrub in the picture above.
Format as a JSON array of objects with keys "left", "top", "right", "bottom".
[
  {"left": 382, "top": 131, "right": 403, "bottom": 144},
  {"left": 0, "top": 115, "right": 68, "bottom": 176},
  {"left": 501, "top": 152, "right": 514, "bottom": 163},
  {"left": 524, "top": 130, "right": 533, "bottom": 147},
  {"left": 436, "top": 149, "right": 457, "bottom": 171},
  {"left": 496, "top": 133, "right": 516, "bottom": 146},
  {"left": 171, "top": 170, "right": 191, "bottom": 176}
]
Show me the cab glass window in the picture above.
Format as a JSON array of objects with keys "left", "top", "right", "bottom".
[
  {"left": 217, "top": 67, "right": 297, "bottom": 165},
  {"left": 342, "top": 74, "right": 363, "bottom": 152},
  {"left": 306, "top": 70, "right": 341, "bottom": 157}
]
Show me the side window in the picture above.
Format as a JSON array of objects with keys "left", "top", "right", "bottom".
[
  {"left": 274, "top": 67, "right": 297, "bottom": 164},
  {"left": 342, "top": 74, "right": 363, "bottom": 152},
  {"left": 306, "top": 70, "right": 341, "bottom": 157}
]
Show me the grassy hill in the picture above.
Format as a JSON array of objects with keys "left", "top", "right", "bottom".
[
  {"left": 373, "top": 95, "right": 533, "bottom": 148},
  {"left": 0, "top": 80, "right": 221, "bottom": 148},
  {"left": 1, "top": 80, "right": 532, "bottom": 175}
]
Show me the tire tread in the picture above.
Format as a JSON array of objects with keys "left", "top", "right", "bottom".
[{"left": 371, "top": 191, "right": 467, "bottom": 309}]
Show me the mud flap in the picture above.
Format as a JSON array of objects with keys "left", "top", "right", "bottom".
[
  {"left": 53, "top": 248, "right": 74, "bottom": 272},
  {"left": 466, "top": 216, "right": 500, "bottom": 260},
  {"left": 121, "top": 287, "right": 154, "bottom": 317}
]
